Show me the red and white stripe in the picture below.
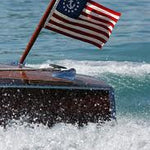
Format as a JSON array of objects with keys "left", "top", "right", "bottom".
[{"left": 45, "top": 0, "right": 121, "bottom": 49}]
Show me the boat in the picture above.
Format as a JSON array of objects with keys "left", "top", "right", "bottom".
[
  {"left": 0, "top": 0, "right": 121, "bottom": 127},
  {"left": 0, "top": 64, "right": 115, "bottom": 127}
]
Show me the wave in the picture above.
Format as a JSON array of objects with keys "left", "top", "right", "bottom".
[{"left": 27, "top": 60, "right": 150, "bottom": 77}]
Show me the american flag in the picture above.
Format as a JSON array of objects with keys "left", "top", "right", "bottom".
[{"left": 44, "top": 0, "right": 121, "bottom": 49}]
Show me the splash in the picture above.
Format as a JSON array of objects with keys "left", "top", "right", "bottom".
[{"left": 0, "top": 117, "right": 149, "bottom": 150}]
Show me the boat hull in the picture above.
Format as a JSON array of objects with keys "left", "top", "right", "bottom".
[{"left": 0, "top": 85, "right": 115, "bottom": 127}]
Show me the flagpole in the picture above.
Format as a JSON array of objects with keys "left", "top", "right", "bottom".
[{"left": 19, "top": 0, "right": 56, "bottom": 67}]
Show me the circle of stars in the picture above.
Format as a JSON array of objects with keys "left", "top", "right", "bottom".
[{"left": 63, "top": 0, "right": 80, "bottom": 13}]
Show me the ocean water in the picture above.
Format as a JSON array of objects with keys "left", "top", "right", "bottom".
[{"left": 0, "top": 0, "right": 150, "bottom": 149}]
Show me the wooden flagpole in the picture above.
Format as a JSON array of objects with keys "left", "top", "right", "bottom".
[{"left": 19, "top": 0, "right": 56, "bottom": 67}]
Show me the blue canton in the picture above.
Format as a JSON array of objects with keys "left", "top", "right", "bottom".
[{"left": 56, "top": 0, "right": 87, "bottom": 19}]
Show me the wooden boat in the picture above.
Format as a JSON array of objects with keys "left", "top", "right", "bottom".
[
  {"left": 0, "top": 63, "right": 115, "bottom": 127},
  {"left": 0, "top": 0, "right": 121, "bottom": 127}
]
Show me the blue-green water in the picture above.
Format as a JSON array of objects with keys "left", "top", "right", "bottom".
[{"left": 0, "top": 0, "right": 150, "bottom": 149}]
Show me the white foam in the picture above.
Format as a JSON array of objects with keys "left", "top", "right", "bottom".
[
  {"left": 0, "top": 118, "right": 150, "bottom": 150},
  {"left": 27, "top": 60, "right": 150, "bottom": 77}
]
